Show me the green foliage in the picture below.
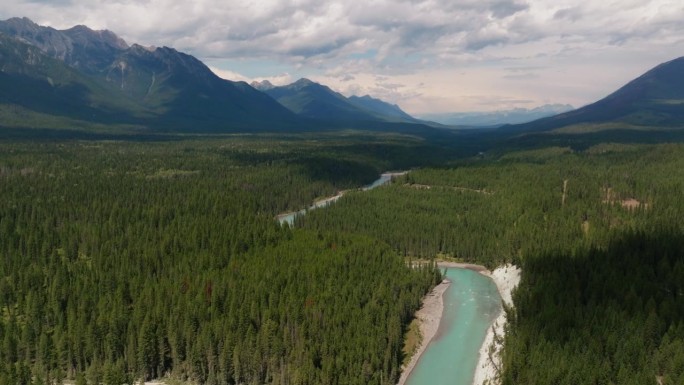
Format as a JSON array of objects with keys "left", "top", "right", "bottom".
[
  {"left": 2, "top": 129, "right": 684, "bottom": 385},
  {"left": 294, "top": 142, "right": 684, "bottom": 384},
  {"left": 502, "top": 231, "right": 684, "bottom": 385},
  {"left": 0, "top": 137, "right": 439, "bottom": 384},
  {"left": 298, "top": 144, "right": 684, "bottom": 266}
]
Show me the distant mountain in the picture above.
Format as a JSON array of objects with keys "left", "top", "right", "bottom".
[
  {"left": 0, "top": 17, "right": 296, "bottom": 132},
  {"left": 509, "top": 57, "right": 684, "bottom": 133},
  {"left": 260, "top": 78, "right": 378, "bottom": 122},
  {"left": 419, "top": 104, "right": 574, "bottom": 127},
  {"left": 259, "top": 78, "right": 418, "bottom": 123},
  {"left": 0, "top": 17, "right": 129, "bottom": 74},
  {"left": 0, "top": 32, "right": 148, "bottom": 126},
  {"left": 347, "top": 95, "right": 419, "bottom": 123},
  {"left": 251, "top": 80, "right": 275, "bottom": 91}
]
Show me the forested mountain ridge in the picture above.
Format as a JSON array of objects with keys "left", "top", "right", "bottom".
[
  {"left": 347, "top": 95, "right": 419, "bottom": 123},
  {"left": 255, "top": 78, "right": 419, "bottom": 123},
  {"left": 0, "top": 17, "right": 128, "bottom": 73},
  {"left": 505, "top": 57, "right": 684, "bottom": 133},
  {"left": 0, "top": 32, "right": 145, "bottom": 124},
  {"left": 0, "top": 17, "right": 297, "bottom": 132},
  {"left": 0, "top": 17, "right": 435, "bottom": 135}
]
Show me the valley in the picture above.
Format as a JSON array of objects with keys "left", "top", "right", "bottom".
[
  {"left": 1, "top": 13, "right": 684, "bottom": 385},
  {"left": 2, "top": 133, "right": 684, "bottom": 385}
]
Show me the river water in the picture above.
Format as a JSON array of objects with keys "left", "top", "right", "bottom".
[
  {"left": 406, "top": 268, "right": 502, "bottom": 385},
  {"left": 276, "top": 172, "right": 405, "bottom": 226}
]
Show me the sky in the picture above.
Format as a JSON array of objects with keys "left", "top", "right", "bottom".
[{"left": 2, "top": 0, "right": 684, "bottom": 115}]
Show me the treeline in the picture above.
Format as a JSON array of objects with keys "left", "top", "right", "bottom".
[
  {"left": 503, "top": 231, "right": 684, "bottom": 385},
  {"left": 0, "top": 138, "right": 440, "bottom": 385}
]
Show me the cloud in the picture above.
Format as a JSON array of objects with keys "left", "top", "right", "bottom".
[
  {"left": 208, "top": 67, "right": 249, "bottom": 83},
  {"left": 490, "top": 0, "right": 529, "bottom": 18},
  {"left": 553, "top": 7, "right": 584, "bottom": 22},
  {"left": 249, "top": 73, "right": 295, "bottom": 87},
  {"left": 1, "top": 0, "right": 539, "bottom": 60}
]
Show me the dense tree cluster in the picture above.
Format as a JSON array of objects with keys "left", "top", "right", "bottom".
[
  {"left": 3, "top": 134, "right": 684, "bottom": 385},
  {"left": 0, "top": 139, "right": 440, "bottom": 385},
  {"left": 298, "top": 144, "right": 684, "bottom": 267},
  {"left": 502, "top": 231, "right": 684, "bottom": 385}
]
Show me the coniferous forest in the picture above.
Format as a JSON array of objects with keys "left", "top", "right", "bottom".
[
  {"left": 297, "top": 142, "right": 684, "bottom": 385},
  {"left": 1, "top": 132, "right": 684, "bottom": 385},
  {"left": 0, "top": 136, "right": 442, "bottom": 385}
]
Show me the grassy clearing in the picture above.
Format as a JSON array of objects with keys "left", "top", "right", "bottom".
[{"left": 402, "top": 317, "right": 422, "bottom": 367}]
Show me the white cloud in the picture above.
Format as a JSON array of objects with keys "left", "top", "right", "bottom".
[
  {"left": 250, "top": 73, "right": 295, "bottom": 87},
  {"left": 2, "top": 0, "right": 684, "bottom": 113},
  {"left": 208, "top": 67, "right": 250, "bottom": 83}
]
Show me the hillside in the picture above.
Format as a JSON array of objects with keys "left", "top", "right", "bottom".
[
  {"left": 0, "top": 17, "right": 297, "bottom": 132},
  {"left": 256, "top": 78, "right": 419, "bottom": 123},
  {"left": 347, "top": 95, "right": 420, "bottom": 123},
  {"left": 507, "top": 57, "right": 684, "bottom": 133}
]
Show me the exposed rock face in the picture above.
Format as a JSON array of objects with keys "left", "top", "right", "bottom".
[
  {"left": 0, "top": 17, "right": 252, "bottom": 98},
  {"left": 251, "top": 79, "right": 275, "bottom": 91},
  {"left": 0, "top": 17, "right": 297, "bottom": 130},
  {"left": 61, "top": 25, "right": 129, "bottom": 73},
  {"left": 0, "top": 17, "right": 74, "bottom": 61},
  {"left": 0, "top": 17, "right": 129, "bottom": 71}
]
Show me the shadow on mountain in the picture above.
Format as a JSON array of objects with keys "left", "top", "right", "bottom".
[
  {"left": 0, "top": 126, "right": 187, "bottom": 142},
  {"left": 0, "top": 72, "right": 139, "bottom": 124}
]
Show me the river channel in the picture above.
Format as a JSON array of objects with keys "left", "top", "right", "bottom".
[
  {"left": 406, "top": 268, "right": 502, "bottom": 385},
  {"left": 276, "top": 172, "right": 406, "bottom": 226},
  {"left": 276, "top": 173, "right": 504, "bottom": 385}
]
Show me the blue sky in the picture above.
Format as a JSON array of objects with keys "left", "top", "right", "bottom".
[{"left": 3, "top": 0, "right": 684, "bottom": 114}]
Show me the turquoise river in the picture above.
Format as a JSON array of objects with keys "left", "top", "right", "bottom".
[
  {"left": 276, "top": 172, "right": 404, "bottom": 226},
  {"left": 406, "top": 268, "right": 502, "bottom": 385}
]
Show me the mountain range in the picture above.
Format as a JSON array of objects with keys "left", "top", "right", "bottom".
[
  {"left": 1, "top": 17, "right": 684, "bottom": 136},
  {"left": 0, "top": 17, "right": 302, "bottom": 132},
  {"left": 252, "top": 78, "right": 419, "bottom": 124},
  {"left": 0, "top": 17, "right": 426, "bottom": 133},
  {"left": 419, "top": 104, "right": 574, "bottom": 127},
  {"left": 507, "top": 57, "right": 684, "bottom": 133}
]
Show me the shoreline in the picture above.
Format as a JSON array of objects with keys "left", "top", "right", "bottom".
[
  {"left": 382, "top": 171, "right": 409, "bottom": 177},
  {"left": 437, "top": 261, "right": 491, "bottom": 274},
  {"left": 397, "top": 262, "right": 520, "bottom": 385},
  {"left": 471, "top": 264, "right": 521, "bottom": 385},
  {"left": 396, "top": 278, "right": 450, "bottom": 385}
]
